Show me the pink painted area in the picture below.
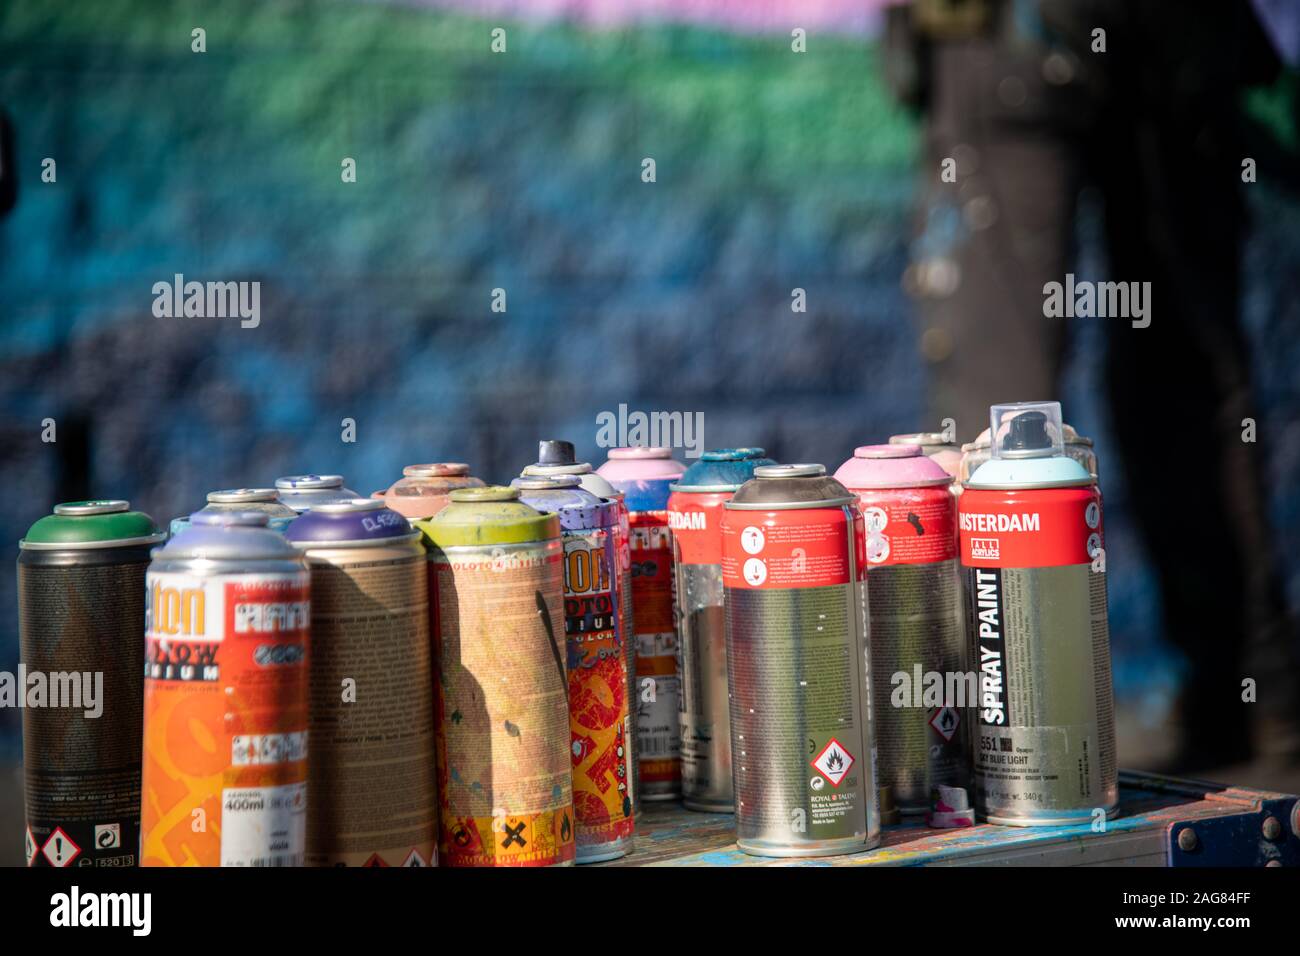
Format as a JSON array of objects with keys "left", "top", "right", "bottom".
[
  {"left": 597, "top": 446, "right": 686, "bottom": 481},
  {"left": 397, "top": 0, "right": 884, "bottom": 34},
  {"left": 834, "top": 443, "right": 953, "bottom": 489}
]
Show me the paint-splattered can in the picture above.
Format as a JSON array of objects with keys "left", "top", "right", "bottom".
[
  {"left": 597, "top": 447, "right": 686, "bottom": 801},
  {"left": 666, "top": 448, "right": 774, "bottom": 812},
  {"left": 141, "top": 511, "right": 310, "bottom": 866},
  {"left": 418, "top": 487, "right": 574, "bottom": 867},
  {"left": 514, "top": 475, "right": 634, "bottom": 863},
  {"left": 284, "top": 499, "right": 437, "bottom": 867},
  {"left": 960, "top": 402, "right": 1117, "bottom": 826},
  {"left": 889, "top": 432, "right": 962, "bottom": 484},
  {"left": 377, "top": 462, "right": 485, "bottom": 521},
  {"left": 522, "top": 442, "right": 639, "bottom": 818},
  {"left": 835, "top": 445, "right": 969, "bottom": 814},
  {"left": 169, "top": 488, "right": 296, "bottom": 537},
  {"left": 275, "top": 474, "right": 360, "bottom": 514},
  {"left": 18, "top": 501, "right": 166, "bottom": 868},
  {"left": 721, "top": 464, "right": 880, "bottom": 857}
]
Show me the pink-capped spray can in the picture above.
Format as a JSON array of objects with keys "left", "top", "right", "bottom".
[
  {"left": 596, "top": 447, "right": 687, "bottom": 801},
  {"left": 835, "top": 444, "right": 969, "bottom": 814}
]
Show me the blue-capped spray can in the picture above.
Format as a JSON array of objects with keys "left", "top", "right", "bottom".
[{"left": 666, "top": 449, "right": 775, "bottom": 812}]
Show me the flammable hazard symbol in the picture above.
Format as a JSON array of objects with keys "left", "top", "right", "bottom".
[
  {"left": 361, "top": 853, "right": 390, "bottom": 867},
  {"left": 402, "top": 849, "right": 428, "bottom": 867},
  {"left": 24, "top": 827, "right": 36, "bottom": 867},
  {"left": 811, "top": 738, "right": 854, "bottom": 788},
  {"left": 929, "top": 706, "right": 960, "bottom": 742},
  {"left": 41, "top": 827, "right": 80, "bottom": 868}
]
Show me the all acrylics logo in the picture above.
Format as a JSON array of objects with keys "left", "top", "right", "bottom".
[
  {"left": 152, "top": 273, "right": 260, "bottom": 328},
  {"left": 595, "top": 404, "right": 704, "bottom": 458}
]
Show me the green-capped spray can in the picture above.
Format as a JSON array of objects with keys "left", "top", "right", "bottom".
[
  {"left": 17, "top": 500, "right": 166, "bottom": 867},
  {"left": 417, "top": 487, "right": 575, "bottom": 867}
]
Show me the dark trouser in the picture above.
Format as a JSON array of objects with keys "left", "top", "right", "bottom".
[{"left": 912, "top": 4, "right": 1291, "bottom": 762}]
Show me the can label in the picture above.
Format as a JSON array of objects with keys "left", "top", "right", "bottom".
[
  {"left": 668, "top": 491, "right": 729, "bottom": 565},
  {"left": 433, "top": 544, "right": 574, "bottom": 867},
  {"left": 860, "top": 490, "right": 955, "bottom": 567},
  {"left": 720, "top": 508, "right": 864, "bottom": 590},
  {"left": 722, "top": 506, "right": 875, "bottom": 851},
  {"left": 306, "top": 552, "right": 437, "bottom": 867},
  {"left": 564, "top": 528, "right": 634, "bottom": 855},
  {"left": 19, "top": 557, "right": 147, "bottom": 868},
  {"left": 629, "top": 514, "right": 679, "bottom": 793},
  {"left": 669, "top": 491, "right": 733, "bottom": 808},
  {"left": 141, "top": 571, "right": 310, "bottom": 866},
  {"left": 614, "top": 502, "right": 639, "bottom": 814},
  {"left": 856, "top": 486, "right": 967, "bottom": 810},
  {"left": 960, "top": 487, "right": 1117, "bottom": 819}
]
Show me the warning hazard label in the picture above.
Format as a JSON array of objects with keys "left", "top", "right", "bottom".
[
  {"left": 811, "top": 739, "right": 855, "bottom": 788},
  {"left": 930, "top": 706, "right": 960, "bottom": 742},
  {"left": 41, "top": 827, "right": 80, "bottom": 867}
]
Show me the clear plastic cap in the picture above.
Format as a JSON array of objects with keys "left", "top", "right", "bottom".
[{"left": 990, "top": 401, "right": 1066, "bottom": 460}]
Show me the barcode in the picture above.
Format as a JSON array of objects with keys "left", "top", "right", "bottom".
[
  {"left": 247, "top": 854, "right": 299, "bottom": 867},
  {"left": 638, "top": 736, "right": 676, "bottom": 757}
]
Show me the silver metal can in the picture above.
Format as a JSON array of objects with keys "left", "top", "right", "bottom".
[
  {"left": 960, "top": 402, "right": 1118, "bottom": 826},
  {"left": 275, "top": 474, "right": 360, "bottom": 513},
  {"left": 835, "top": 444, "right": 969, "bottom": 814},
  {"left": 721, "top": 464, "right": 881, "bottom": 858},
  {"left": 666, "top": 448, "right": 774, "bottom": 812}
]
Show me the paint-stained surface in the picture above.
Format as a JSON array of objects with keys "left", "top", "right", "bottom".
[{"left": 599, "top": 771, "right": 1300, "bottom": 867}]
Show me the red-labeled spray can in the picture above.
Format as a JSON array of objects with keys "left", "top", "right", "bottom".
[
  {"left": 959, "top": 401, "right": 1117, "bottom": 826},
  {"left": 835, "top": 444, "right": 968, "bottom": 814},
  {"left": 597, "top": 447, "right": 686, "bottom": 801},
  {"left": 721, "top": 464, "right": 880, "bottom": 858}
]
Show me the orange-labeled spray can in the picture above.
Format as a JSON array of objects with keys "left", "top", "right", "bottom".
[{"left": 141, "top": 510, "right": 310, "bottom": 867}]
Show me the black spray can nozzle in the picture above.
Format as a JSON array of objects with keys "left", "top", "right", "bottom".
[
  {"left": 1002, "top": 411, "right": 1052, "bottom": 453},
  {"left": 536, "top": 439, "right": 577, "bottom": 467}
]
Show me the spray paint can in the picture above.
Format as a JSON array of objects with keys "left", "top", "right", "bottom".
[
  {"left": 275, "top": 474, "right": 360, "bottom": 514},
  {"left": 514, "top": 475, "right": 634, "bottom": 863},
  {"left": 721, "top": 464, "right": 880, "bottom": 857},
  {"left": 17, "top": 501, "right": 166, "bottom": 867},
  {"left": 597, "top": 446, "right": 686, "bottom": 801},
  {"left": 377, "top": 463, "right": 485, "bottom": 521},
  {"left": 960, "top": 423, "right": 1098, "bottom": 488},
  {"left": 960, "top": 401, "right": 1117, "bottom": 826},
  {"left": 418, "top": 487, "right": 574, "bottom": 867},
  {"left": 141, "top": 511, "right": 311, "bottom": 866},
  {"left": 666, "top": 448, "right": 774, "bottom": 812},
  {"left": 169, "top": 488, "right": 296, "bottom": 537},
  {"left": 835, "top": 445, "right": 968, "bottom": 814},
  {"left": 284, "top": 499, "right": 437, "bottom": 867},
  {"left": 522, "top": 441, "right": 639, "bottom": 816},
  {"left": 889, "top": 432, "right": 962, "bottom": 484}
]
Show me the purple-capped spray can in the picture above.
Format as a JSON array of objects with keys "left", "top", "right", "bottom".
[{"left": 285, "top": 499, "right": 438, "bottom": 867}]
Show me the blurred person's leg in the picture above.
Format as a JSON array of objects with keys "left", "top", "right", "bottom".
[
  {"left": 1091, "top": 3, "right": 1293, "bottom": 767},
  {"left": 904, "top": 7, "right": 1080, "bottom": 438}
]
